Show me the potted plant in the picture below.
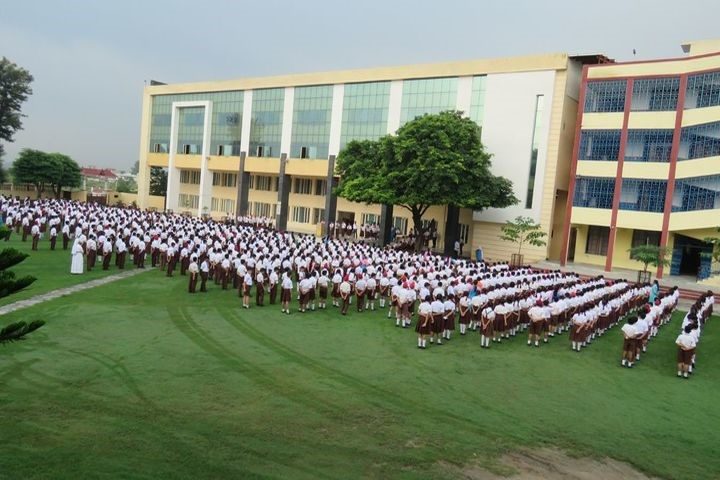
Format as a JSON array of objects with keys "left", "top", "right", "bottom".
[
  {"left": 628, "top": 244, "right": 669, "bottom": 283},
  {"left": 500, "top": 216, "right": 547, "bottom": 267}
]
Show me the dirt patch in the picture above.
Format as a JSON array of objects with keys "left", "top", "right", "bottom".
[{"left": 445, "top": 448, "right": 660, "bottom": 480}]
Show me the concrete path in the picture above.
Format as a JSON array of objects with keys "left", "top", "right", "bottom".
[{"left": 0, "top": 268, "right": 152, "bottom": 316}]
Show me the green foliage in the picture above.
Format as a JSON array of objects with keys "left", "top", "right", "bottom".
[
  {"left": 0, "top": 57, "right": 34, "bottom": 144},
  {"left": 336, "top": 111, "right": 517, "bottom": 249},
  {"left": 149, "top": 167, "right": 167, "bottom": 196},
  {"left": 703, "top": 229, "right": 720, "bottom": 263},
  {"left": 628, "top": 244, "right": 669, "bottom": 273},
  {"left": 0, "top": 145, "right": 7, "bottom": 184},
  {"left": 116, "top": 177, "right": 138, "bottom": 193},
  {"left": 500, "top": 216, "right": 547, "bottom": 255},
  {"left": 0, "top": 320, "right": 45, "bottom": 343},
  {"left": 11, "top": 149, "right": 81, "bottom": 198},
  {"left": 131, "top": 160, "right": 139, "bottom": 175}
]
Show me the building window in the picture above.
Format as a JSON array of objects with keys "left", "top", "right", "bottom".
[
  {"left": 153, "top": 143, "right": 168, "bottom": 153},
  {"left": 315, "top": 179, "right": 327, "bottom": 196},
  {"left": 253, "top": 202, "right": 273, "bottom": 218},
  {"left": 212, "top": 172, "right": 237, "bottom": 187},
  {"left": 178, "top": 193, "right": 199, "bottom": 209},
  {"left": 625, "top": 129, "right": 674, "bottom": 162},
  {"left": 339, "top": 81, "right": 391, "bottom": 149},
  {"left": 250, "top": 88, "right": 284, "bottom": 160},
  {"left": 678, "top": 121, "right": 720, "bottom": 160},
  {"left": 393, "top": 216, "right": 408, "bottom": 235},
  {"left": 672, "top": 174, "right": 720, "bottom": 212},
  {"left": 459, "top": 223, "right": 470, "bottom": 244},
  {"left": 210, "top": 91, "right": 243, "bottom": 157},
  {"left": 619, "top": 179, "right": 667, "bottom": 213},
  {"left": 631, "top": 230, "right": 661, "bottom": 249},
  {"left": 361, "top": 213, "right": 379, "bottom": 225},
  {"left": 291, "top": 85, "right": 333, "bottom": 159},
  {"left": 253, "top": 175, "right": 274, "bottom": 191},
  {"left": 293, "top": 178, "right": 313, "bottom": 195},
  {"left": 312, "top": 208, "right": 325, "bottom": 224},
  {"left": 525, "top": 94, "right": 544, "bottom": 209},
  {"left": 573, "top": 177, "right": 615, "bottom": 209},
  {"left": 180, "top": 170, "right": 201, "bottom": 185},
  {"left": 631, "top": 77, "right": 680, "bottom": 111},
  {"left": 578, "top": 130, "right": 622, "bottom": 161},
  {"left": 400, "top": 77, "right": 458, "bottom": 125},
  {"left": 291, "top": 206, "right": 311, "bottom": 223},
  {"left": 685, "top": 70, "right": 720, "bottom": 109},
  {"left": 585, "top": 226, "right": 610, "bottom": 256},
  {"left": 469, "top": 75, "right": 487, "bottom": 128},
  {"left": 584, "top": 80, "right": 626, "bottom": 113},
  {"left": 211, "top": 197, "right": 220, "bottom": 212}
]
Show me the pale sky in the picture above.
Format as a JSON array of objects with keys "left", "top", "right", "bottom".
[{"left": 2, "top": 0, "right": 719, "bottom": 171}]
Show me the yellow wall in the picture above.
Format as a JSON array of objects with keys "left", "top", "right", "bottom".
[
  {"left": 622, "top": 162, "right": 669, "bottom": 179},
  {"left": 675, "top": 157, "right": 720, "bottom": 178},
  {"left": 576, "top": 161, "right": 617, "bottom": 178},
  {"left": 570, "top": 207, "right": 612, "bottom": 226},
  {"left": 627, "top": 111, "right": 675, "bottom": 129},
  {"left": 669, "top": 211, "right": 720, "bottom": 231},
  {"left": 587, "top": 52, "right": 720, "bottom": 79},
  {"left": 681, "top": 105, "right": 720, "bottom": 127},
  {"left": 581, "top": 112, "right": 623, "bottom": 129},
  {"left": 615, "top": 211, "right": 663, "bottom": 231}
]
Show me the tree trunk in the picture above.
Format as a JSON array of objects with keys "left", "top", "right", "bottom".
[{"left": 412, "top": 212, "right": 424, "bottom": 253}]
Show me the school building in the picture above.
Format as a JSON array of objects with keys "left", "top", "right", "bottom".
[
  {"left": 136, "top": 52, "right": 604, "bottom": 262},
  {"left": 560, "top": 39, "right": 720, "bottom": 280}
]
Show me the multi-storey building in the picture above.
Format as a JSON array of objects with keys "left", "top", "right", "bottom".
[
  {"left": 561, "top": 40, "right": 720, "bottom": 278},
  {"left": 137, "top": 52, "right": 599, "bottom": 262}
]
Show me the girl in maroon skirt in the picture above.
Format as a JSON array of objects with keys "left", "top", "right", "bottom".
[{"left": 458, "top": 294, "right": 470, "bottom": 335}]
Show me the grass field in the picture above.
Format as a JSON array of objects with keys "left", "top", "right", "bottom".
[{"left": 0, "top": 238, "right": 718, "bottom": 479}]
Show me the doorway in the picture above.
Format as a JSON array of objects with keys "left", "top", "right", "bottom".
[
  {"left": 568, "top": 228, "right": 577, "bottom": 262},
  {"left": 671, "top": 234, "right": 712, "bottom": 276}
]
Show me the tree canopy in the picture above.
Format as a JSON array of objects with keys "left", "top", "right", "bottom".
[
  {"left": 11, "top": 149, "right": 82, "bottom": 198},
  {"left": 500, "top": 216, "right": 547, "bottom": 257},
  {"left": 149, "top": 167, "right": 167, "bottom": 196},
  {"left": 0, "top": 57, "right": 33, "bottom": 145},
  {"left": 335, "top": 111, "right": 518, "bottom": 249}
]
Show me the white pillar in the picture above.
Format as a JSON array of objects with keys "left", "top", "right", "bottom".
[
  {"left": 328, "top": 84, "right": 345, "bottom": 156},
  {"left": 166, "top": 104, "right": 181, "bottom": 211},
  {"left": 456, "top": 76, "right": 473, "bottom": 117},
  {"left": 387, "top": 80, "right": 403, "bottom": 134},
  {"left": 280, "top": 86, "right": 295, "bottom": 156},
  {"left": 197, "top": 101, "right": 213, "bottom": 217},
  {"left": 240, "top": 90, "right": 253, "bottom": 155}
]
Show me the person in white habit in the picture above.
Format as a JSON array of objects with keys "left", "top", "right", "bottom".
[{"left": 70, "top": 235, "right": 86, "bottom": 274}]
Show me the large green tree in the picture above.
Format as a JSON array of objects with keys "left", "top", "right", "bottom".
[
  {"left": 11, "top": 149, "right": 81, "bottom": 198},
  {"left": 336, "top": 111, "right": 518, "bottom": 250},
  {"left": 149, "top": 167, "right": 168, "bottom": 196},
  {"left": 46, "top": 152, "right": 82, "bottom": 198},
  {"left": 0, "top": 57, "right": 33, "bottom": 147}
]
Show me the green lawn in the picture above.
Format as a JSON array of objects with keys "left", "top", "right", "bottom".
[
  {"left": 0, "top": 234, "right": 120, "bottom": 306},
  {"left": 0, "top": 240, "right": 718, "bottom": 479}
]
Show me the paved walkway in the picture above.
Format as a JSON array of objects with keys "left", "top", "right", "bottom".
[{"left": 0, "top": 268, "right": 152, "bottom": 316}]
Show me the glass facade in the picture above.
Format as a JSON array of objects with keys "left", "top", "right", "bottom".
[
  {"left": 578, "top": 130, "right": 622, "bottom": 161},
  {"left": 678, "top": 121, "right": 720, "bottom": 160},
  {"left": 250, "top": 88, "right": 284, "bottom": 158},
  {"left": 685, "top": 70, "right": 720, "bottom": 109},
  {"left": 210, "top": 91, "right": 243, "bottom": 156},
  {"left": 624, "top": 129, "right": 674, "bottom": 162},
  {"left": 619, "top": 179, "right": 667, "bottom": 213},
  {"left": 631, "top": 77, "right": 679, "bottom": 111},
  {"left": 468, "top": 75, "right": 487, "bottom": 127},
  {"left": 339, "top": 82, "right": 390, "bottom": 149},
  {"left": 149, "top": 92, "right": 244, "bottom": 155},
  {"left": 291, "top": 85, "right": 333, "bottom": 159},
  {"left": 399, "top": 77, "right": 458, "bottom": 125},
  {"left": 584, "top": 80, "right": 626, "bottom": 113},
  {"left": 573, "top": 177, "right": 615, "bottom": 209},
  {"left": 525, "top": 95, "right": 545, "bottom": 209},
  {"left": 672, "top": 174, "right": 720, "bottom": 212},
  {"left": 177, "top": 107, "right": 205, "bottom": 154}
]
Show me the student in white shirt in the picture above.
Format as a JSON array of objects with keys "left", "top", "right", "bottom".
[{"left": 675, "top": 325, "right": 697, "bottom": 379}]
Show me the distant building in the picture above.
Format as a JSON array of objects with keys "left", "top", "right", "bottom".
[
  {"left": 81, "top": 167, "right": 118, "bottom": 192},
  {"left": 561, "top": 39, "right": 720, "bottom": 278},
  {"left": 137, "top": 51, "right": 609, "bottom": 262}
]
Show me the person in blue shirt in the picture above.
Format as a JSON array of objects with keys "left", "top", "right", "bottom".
[{"left": 649, "top": 280, "right": 660, "bottom": 305}]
